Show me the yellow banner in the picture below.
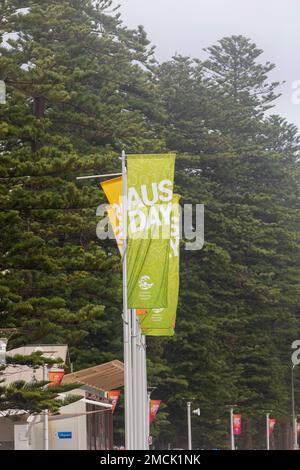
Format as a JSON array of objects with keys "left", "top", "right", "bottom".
[{"left": 100, "top": 176, "right": 123, "bottom": 254}]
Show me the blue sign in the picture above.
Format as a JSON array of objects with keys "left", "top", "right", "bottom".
[{"left": 56, "top": 432, "right": 72, "bottom": 439}]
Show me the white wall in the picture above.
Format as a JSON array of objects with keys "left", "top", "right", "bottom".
[
  {"left": 14, "top": 391, "right": 88, "bottom": 450},
  {"left": 49, "top": 399, "right": 87, "bottom": 450},
  {"left": 0, "top": 417, "right": 14, "bottom": 449}
]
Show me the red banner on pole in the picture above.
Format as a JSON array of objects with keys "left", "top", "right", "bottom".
[
  {"left": 297, "top": 422, "right": 300, "bottom": 434},
  {"left": 107, "top": 390, "right": 121, "bottom": 413},
  {"left": 269, "top": 418, "right": 276, "bottom": 435},
  {"left": 48, "top": 370, "right": 64, "bottom": 386},
  {"left": 150, "top": 400, "right": 161, "bottom": 426},
  {"left": 233, "top": 414, "right": 242, "bottom": 435}
]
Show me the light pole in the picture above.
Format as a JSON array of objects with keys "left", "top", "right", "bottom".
[
  {"left": 187, "top": 401, "right": 192, "bottom": 450},
  {"left": 43, "top": 364, "right": 49, "bottom": 450},
  {"left": 292, "top": 365, "right": 298, "bottom": 450},
  {"left": 230, "top": 407, "right": 235, "bottom": 450},
  {"left": 228, "top": 405, "right": 237, "bottom": 450},
  {"left": 266, "top": 412, "right": 270, "bottom": 451},
  {"left": 183, "top": 398, "right": 195, "bottom": 450}
]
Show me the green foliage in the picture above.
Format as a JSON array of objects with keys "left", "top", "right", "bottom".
[
  {"left": 5, "top": 351, "right": 63, "bottom": 368},
  {"left": 0, "top": 379, "right": 80, "bottom": 414}
]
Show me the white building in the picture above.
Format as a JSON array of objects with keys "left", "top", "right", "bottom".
[{"left": 0, "top": 344, "right": 124, "bottom": 450}]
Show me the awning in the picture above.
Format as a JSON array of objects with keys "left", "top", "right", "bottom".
[{"left": 62, "top": 360, "right": 124, "bottom": 391}]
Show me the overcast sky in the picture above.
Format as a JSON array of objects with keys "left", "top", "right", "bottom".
[{"left": 117, "top": 0, "right": 300, "bottom": 130}]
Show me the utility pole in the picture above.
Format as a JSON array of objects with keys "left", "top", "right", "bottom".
[
  {"left": 292, "top": 365, "right": 298, "bottom": 450},
  {"left": 43, "top": 364, "right": 49, "bottom": 450},
  {"left": 187, "top": 401, "right": 192, "bottom": 450},
  {"left": 266, "top": 412, "right": 270, "bottom": 450},
  {"left": 228, "top": 406, "right": 238, "bottom": 450}
]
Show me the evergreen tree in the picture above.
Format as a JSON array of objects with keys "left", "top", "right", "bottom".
[
  {"left": 203, "top": 35, "right": 281, "bottom": 153},
  {"left": 152, "top": 36, "right": 300, "bottom": 449},
  {"left": 0, "top": 0, "right": 164, "bottom": 373},
  {"left": 0, "top": 351, "right": 79, "bottom": 413}
]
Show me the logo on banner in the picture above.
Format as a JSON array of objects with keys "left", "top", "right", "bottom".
[{"left": 138, "top": 275, "right": 154, "bottom": 291}]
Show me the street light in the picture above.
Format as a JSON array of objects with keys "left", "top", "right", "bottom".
[
  {"left": 265, "top": 411, "right": 272, "bottom": 451},
  {"left": 228, "top": 405, "right": 238, "bottom": 450},
  {"left": 187, "top": 401, "right": 192, "bottom": 450},
  {"left": 183, "top": 398, "right": 198, "bottom": 450},
  {"left": 291, "top": 365, "right": 298, "bottom": 450}
]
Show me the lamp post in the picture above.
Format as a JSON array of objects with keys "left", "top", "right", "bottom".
[
  {"left": 228, "top": 405, "right": 237, "bottom": 450},
  {"left": 266, "top": 412, "right": 270, "bottom": 451},
  {"left": 187, "top": 401, "right": 192, "bottom": 450},
  {"left": 43, "top": 364, "right": 49, "bottom": 450},
  {"left": 183, "top": 398, "right": 196, "bottom": 450},
  {"left": 292, "top": 365, "right": 298, "bottom": 450}
]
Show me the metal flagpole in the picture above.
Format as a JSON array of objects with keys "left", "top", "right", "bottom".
[
  {"left": 135, "top": 322, "right": 143, "bottom": 449},
  {"left": 143, "top": 334, "right": 148, "bottom": 450},
  {"left": 135, "top": 323, "right": 141, "bottom": 449},
  {"left": 77, "top": 172, "right": 122, "bottom": 180},
  {"left": 131, "top": 308, "right": 138, "bottom": 448},
  {"left": 133, "top": 313, "right": 147, "bottom": 450},
  {"left": 121, "top": 150, "right": 133, "bottom": 450},
  {"left": 76, "top": 154, "right": 134, "bottom": 448},
  {"left": 143, "top": 337, "right": 149, "bottom": 450}
]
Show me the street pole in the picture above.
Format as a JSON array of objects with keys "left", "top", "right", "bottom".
[
  {"left": 292, "top": 365, "right": 298, "bottom": 450},
  {"left": 187, "top": 401, "right": 192, "bottom": 450},
  {"left": 135, "top": 325, "right": 142, "bottom": 449},
  {"left": 43, "top": 364, "right": 49, "bottom": 450},
  {"left": 131, "top": 309, "right": 138, "bottom": 449},
  {"left": 141, "top": 335, "right": 148, "bottom": 450},
  {"left": 121, "top": 150, "right": 133, "bottom": 450},
  {"left": 76, "top": 154, "right": 137, "bottom": 449},
  {"left": 230, "top": 407, "right": 235, "bottom": 450},
  {"left": 266, "top": 413, "right": 270, "bottom": 451},
  {"left": 133, "top": 314, "right": 147, "bottom": 450}
]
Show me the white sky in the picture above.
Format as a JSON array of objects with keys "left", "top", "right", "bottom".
[{"left": 117, "top": 0, "right": 300, "bottom": 130}]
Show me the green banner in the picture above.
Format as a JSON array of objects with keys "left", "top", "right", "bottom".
[
  {"left": 139, "top": 195, "right": 180, "bottom": 335},
  {"left": 127, "top": 154, "right": 176, "bottom": 309}
]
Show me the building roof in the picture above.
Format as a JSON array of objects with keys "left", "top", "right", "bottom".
[
  {"left": 6, "top": 344, "right": 69, "bottom": 363},
  {"left": 62, "top": 360, "right": 124, "bottom": 391}
]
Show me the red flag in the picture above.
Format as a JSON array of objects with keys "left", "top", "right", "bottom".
[
  {"left": 297, "top": 422, "right": 300, "bottom": 434},
  {"left": 48, "top": 370, "right": 64, "bottom": 386},
  {"left": 107, "top": 390, "right": 121, "bottom": 413},
  {"left": 233, "top": 414, "right": 242, "bottom": 435},
  {"left": 269, "top": 418, "right": 276, "bottom": 435},
  {"left": 150, "top": 400, "right": 161, "bottom": 425}
]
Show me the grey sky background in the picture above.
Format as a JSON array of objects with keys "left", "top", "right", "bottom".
[{"left": 117, "top": 0, "right": 300, "bottom": 130}]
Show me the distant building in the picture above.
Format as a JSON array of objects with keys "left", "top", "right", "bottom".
[{"left": 0, "top": 344, "right": 124, "bottom": 450}]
